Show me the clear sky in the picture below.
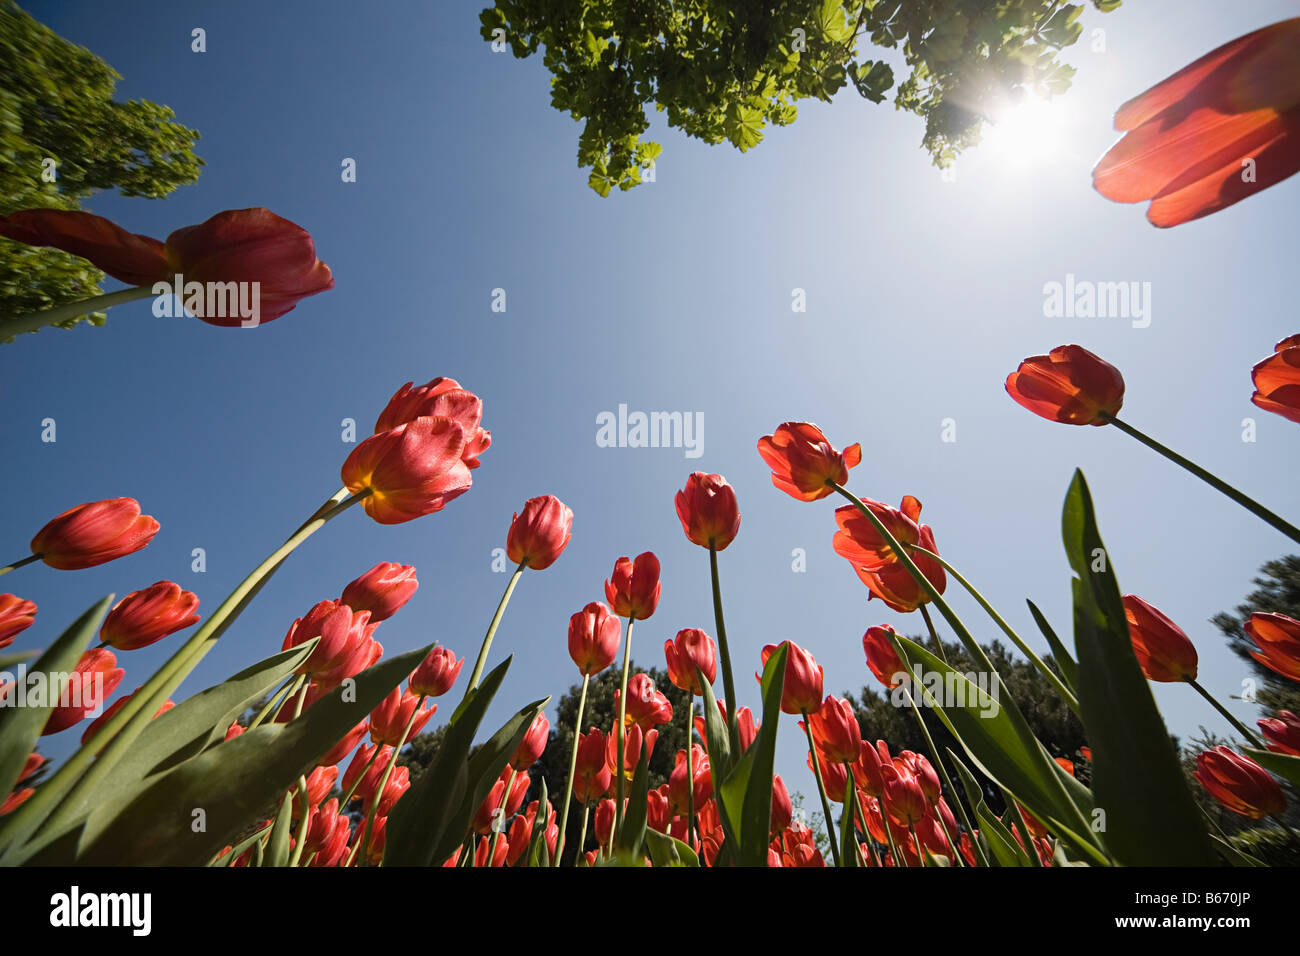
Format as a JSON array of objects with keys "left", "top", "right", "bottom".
[{"left": 5, "top": 0, "right": 1298, "bottom": 807}]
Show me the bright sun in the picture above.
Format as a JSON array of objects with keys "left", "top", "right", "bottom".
[{"left": 981, "top": 92, "right": 1070, "bottom": 167}]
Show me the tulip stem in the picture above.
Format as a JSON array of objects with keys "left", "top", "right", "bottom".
[
  {"left": 577, "top": 804, "right": 591, "bottom": 866},
  {"left": 614, "top": 616, "right": 636, "bottom": 836},
  {"left": 0, "top": 554, "right": 40, "bottom": 577},
  {"left": 1185, "top": 678, "right": 1265, "bottom": 748},
  {"left": 464, "top": 562, "right": 525, "bottom": 693},
  {"left": 910, "top": 822, "right": 926, "bottom": 867},
  {"left": 849, "top": 785, "right": 882, "bottom": 867},
  {"left": 0, "top": 284, "right": 155, "bottom": 341},
  {"left": 553, "top": 674, "right": 590, "bottom": 867},
  {"left": 485, "top": 766, "right": 517, "bottom": 868},
  {"left": 919, "top": 605, "right": 946, "bottom": 663},
  {"left": 286, "top": 776, "right": 312, "bottom": 867},
  {"left": 248, "top": 674, "right": 304, "bottom": 732},
  {"left": 1102, "top": 413, "right": 1300, "bottom": 544},
  {"left": 708, "top": 545, "right": 741, "bottom": 756},
  {"left": 908, "top": 544, "right": 1081, "bottom": 717},
  {"left": 842, "top": 761, "right": 868, "bottom": 866},
  {"left": 800, "top": 712, "right": 842, "bottom": 867},
  {"left": 361, "top": 696, "right": 425, "bottom": 866},
  {"left": 686, "top": 698, "right": 697, "bottom": 850}
]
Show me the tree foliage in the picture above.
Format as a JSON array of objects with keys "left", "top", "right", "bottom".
[
  {"left": 481, "top": 0, "right": 1122, "bottom": 195},
  {"left": 0, "top": 0, "right": 203, "bottom": 331}
]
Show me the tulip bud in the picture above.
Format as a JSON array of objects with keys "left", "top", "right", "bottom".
[
  {"left": 369, "top": 688, "right": 435, "bottom": 746},
  {"left": 1194, "top": 746, "right": 1287, "bottom": 819},
  {"left": 100, "top": 581, "right": 200, "bottom": 651},
  {"left": 806, "top": 696, "right": 862, "bottom": 765},
  {"left": 511, "top": 711, "right": 550, "bottom": 771},
  {"left": 674, "top": 472, "right": 741, "bottom": 550},
  {"left": 1259, "top": 710, "right": 1300, "bottom": 757},
  {"left": 506, "top": 495, "right": 574, "bottom": 570},
  {"left": 42, "top": 649, "right": 125, "bottom": 736},
  {"left": 760, "top": 640, "right": 823, "bottom": 715},
  {"left": 1245, "top": 612, "right": 1300, "bottom": 682},
  {"left": 0, "top": 594, "right": 37, "bottom": 648},
  {"left": 30, "top": 498, "right": 159, "bottom": 571},
  {"left": 664, "top": 628, "right": 718, "bottom": 695},
  {"left": 1123, "top": 594, "right": 1198, "bottom": 682},
  {"left": 282, "top": 600, "right": 374, "bottom": 677},
  {"left": 568, "top": 601, "right": 621, "bottom": 676},
  {"left": 604, "top": 552, "right": 662, "bottom": 620},
  {"left": 863, "top": 625, "right": 908, "bottom": 688},
  {"left": 340, "top": 562, "right": 418, "bottom": 622},
  {"left": 573, "top": 728, "right": 612, "bottom": 805},
  {"left": 408, "top": 645, "right": 463, "bottom": 698}
]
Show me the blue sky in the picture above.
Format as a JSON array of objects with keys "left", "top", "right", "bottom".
[{"left": 5, "top": 0, "right": 1298, "bottom": 811}]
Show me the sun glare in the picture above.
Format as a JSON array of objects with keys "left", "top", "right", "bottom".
[{"left": 982, "top": 92, "right": 1070, "bottom": 167}]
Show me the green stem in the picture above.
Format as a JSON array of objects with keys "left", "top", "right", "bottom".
[
  {"left": 246, "top": 674, "right": 303, "bottom": 733},
  {"left": 465, "top": 562, "right": 525, "bottom": 692},
  {"left": 1185, "top": 678, "right": 1265, "bottom": 748},
  {"left": 919, "top": 604, "right": 946, "bottom": 663},
  {"left": 843, "top": 761, "right": 869, "bottom": 866},
  {"left": 1, "top": 284, "right": 155, "bottom": 340},
  {"left": 1103, "top": 414, "right": 1300, "bottom": 544},
  {"left": 801, "top": 713, "right": 842, "bottom": 867},
  {"left": 338, "top": 746, "right": 381, "bottom": 810},
  {"left": 614, "top": 616, "right": 635, "bottom": 836},
  {"left": 910, "top": 821, "right": 926, "bottom": 867},
  {"left": 577, "top": 804, "right": 591, "bottom": 866},
  {"left": 686, "top": 698, "right": 696, "bottom": 849},
  {"left": 0, "top": 554, "right": 40, "bottom": 577},
  {"left": 286, "top": 776, "right": 312, "bottom": 867},
  {"left": 708, "top": 545, "right": 741, "bottom": 756},
  {"left": 553, "top": 673, "right": 590, "bottom": 867}
]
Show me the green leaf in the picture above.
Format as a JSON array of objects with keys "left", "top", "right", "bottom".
[
  {"left": 644, "top": 827, "right": 699, "bottom": 867},
  {"left": 70, "top": 643, "right": 431, "bottom": 865},
  {"left": 1244, "top": 747, "right": 1300, "bottom": 790},
  {"left": 263, "top": 787, "right": 295, "bottom": 868},
  {"left": 1062, "top": 470, "right": 1215, "bottom": 866},
  {"left": 946, "top": 748, "right": 1027, "bottom": 867},
  {"left": 1027, "top": 599, "right": 1078, "bottom": 693},
  {"left": 523, "top": 777, "right": 550, "bottom": 868},
  {"left": 697, "top": 672, "right": 732, "bottom": 778},
  {"left": 839, "top": 789, "right": 858, "bottom": 867}
]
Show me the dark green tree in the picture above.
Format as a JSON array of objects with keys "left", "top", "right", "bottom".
[
  {"left": 1, "top": 0, "right": 203, "bottom": 334},
  {"left": 481, "top": 0, "right": 1121, "bottom": 195}
]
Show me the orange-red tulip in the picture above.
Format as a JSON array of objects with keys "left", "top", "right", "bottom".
[
  {"left": 511, "top": 711, "right": 550, "bottom": 771},
  {"left": 615, "top": 672, "right": 674, "bottom": 730},
  {"left": 341, "top": 562, "right": 418, "bottom": 623},
  {"left": 568, "top": 601, "right": 621, "bottom": 676},
  {"left": 505, "top": 494, "right": 574, "bottom": 570},
  {"left": 675, "top": 472, "right": 741, "bottom": 550},
  {"left": 594, "top": 797, "right": 617, "bottom": 847},
  {"left": 863, "top": 625, "right": 908, "bottom": 688},
  {"left": 1092, "top": 19, "right": 1300, "bottom": 227},
  {"left": 805, "top": 695, "right": 862, "bottom": 765},
  {"left": 341, "top": 416, "right": 474, "bottom": 525},
  {"left": 809, "top": 749, "right": 849, "bottom": 803},
  {"left": 99, "top": 580, "right": 200, "bottom": 651},
  {"left": 374, "top": 378, "right": 491, "bottom": 468},
  {"left": 282, "top": 600, "right": 375, "bottom": 677},
  {"left": 760, "top": 640, "right": 823, "bottom": 715},
  {"left": 693, "top": 701, "right": 759, "bottom": 753},
  {"left": 880, "top": 761, "right": 927, "bottom": 826},
  {"left": 780, "top": 822, "right": 826, "bottom": 867},
  {"left": 606, "top": 725, "right": 657, "bottom": 782},
  {"left": 313, "top": 633, "right": 383, "bottom": 692},
  {"left": 573, "top": 727, "right": 613, "bottom": 805},
  {"left": 473, "top": 767, "right": 529, "bottom": 834},
  {"left": 647, "top": 785, "right": 672, "bottom": 832},
  {"left": 80, "top": 690, "right": 173, "bottom": 746},
  {"left": 41, "top": 648, "right": 124, "bottom": 735},
  {"left": 1245, "top": 612, "right": 1300, "bottom": 681},
  {"left": 604, "top": 552, "right": 661, "bottom": 620},
  {"left": 664, "top": 628, "right": 717, "bottom": 695},
  {"left": 368, "top": 687, "right": 435, "bottom": 746},
  {"left": 320, "top": 717, "right": 369, "bottom": 766},
  {"left": 30, "top": 497, "right": 159, "bottom": 571},
  {"left": 408, "top": 645, "right": 463, "bottom": 698},
  {"left": 1, "top": 789, "right": 34, "bottom": 815},
  {"left": 833, "top": 497, "right": 946, "bottom": 613},
  {"left": 1006, "top": 345, "right": 1125, "bottom": 426},
  {"left": 0, "top": 594, "right": 36, "bottom": 648},
  {"left": 1259, "top": 710, "right": 1300, "bottom": 756},
  {"left": 852, "top": 740, "right": 887, "bottom": 797},
  {"left": 1123, "top": 594, "right": 1198, "bottom": 682},
  {"left": 756, "top": 422, "right": 861, "bottom": 501},
  {"left": 668, "top": 744, "right": 712, "bottom": 813},
  {"left": 899, "top": 750, "right": 941, "bottom": 804},
  {"left": 1194, "top": 746, "right": 1286, "bottom": 819},
  {"left": 341, "top": 743, "right": 395, "bottom": 806},
  {"left": 770, "top": 773, "right": 792, "bottom": 837},
  {"left": 1251, "top": 335, "right": 1300, "bottom": 424}
]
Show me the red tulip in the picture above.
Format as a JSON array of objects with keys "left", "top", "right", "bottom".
[
  {"left": 899, "top": 750, "right": 942, "bottom": 804},
  {"left": 368, "top": 688, "right": 436, "bottom": 746},
  {"left": 511, "top": 712, "right": 550, "bottom": 771},
  {"left": 780, "top": 822, "right": 826, "bottom": 867},
  {"left": 282, "top": 600, "right": 375, "bottom": 676},
  {"left": 0, "top": 594, "right": 36, "bottom": 648},
  {"left": 320, "top": 718, "right": 369, "bottom": 766},
  {"left": 369, "top": 765, "right": 410, "bottom": 819},
  {"left": 805, "top": 696, "right": 862, "bottom": 765},
  {"left": 863, "top": 625, "right": 908, "bottom": 688},
  {"left": 373, "top": 378, "right": 491, "bottom": 468},
  {"left": 832, "top": 496, "right": 946, "bottom": 613},
  {"left": 1, "top": 789, "right": 34, "bottom": 816},
  {"left": 1056, "top": 756, "right": 1077, "bottom": 777},
  {"left": 604, "top": 552, "right": 661, "bottom": 620},
  {"left": 594, "top": 797, "right": 618, "bottom": 847},
  {"left": 506, "top": 495, "right": 574, "bottom": 570},
  {"left": 615, "top": 673, "right": 674, "bottom": 730},
  {"left": 647, "top": 786, "right": 672, "bottom": 833},
  {"left": 80, "top": 690, "right": 174, "bottom": 746},
  {"left": 17, "top": 752, "right": 46, "bottom": 785},
  {"left": 1123, "top": 595, "right": 1198, "bottom": 682},
  {"left": 693, "top": 702, "right": 759, "bottom": 754},
  {"left": 1092, "top": 19, "right": 1300, "bottom": 227},
  {"left": 568, "top": 601, "right": 621, "bottom": 676},
  {"left": 225, "top": 722, "right": 245, "bottom": 741},
  {"left": 606, "top": 725, "right": 657, "bottom": 782},
  {"left": 1005, "top": 345, "right": 1125, "bottom": 426},
  {"left": 760, "top": 640, "right": 823, "bottom": 715},
  {"left": 0, "top": 207, "right": 333, "bottom": 323},
  {"left": 365, "top": 816, "right": 391, "bottom": 866},
  {"left": 341, "top": 743, "right": 394, "bottom": 807},
  {"left": 858, "top": 791, "right": 888, "bottom": 845},
  {"left": 756, "top": 422, "right": 861, "bottom": 501},
  {"left": 41, "top": 648, "right": 124, "bottom": 735},
  {"left": 299, "top": 766, "right": 339, "bottom": 809},
  {"left": 472, "top": 767, "right": 530, "bottom": 835},
  {"left": 341, "top": 416, "right": 475, "bottom": 525},
  {"left": 1259, "top": 710, "right": 1300, "bottom": 756},
  {"left": 770, "top": 773, "right": 792, "bottom": 837},
  {"left": 99, "top": 580, "right": 200, "bottom": 651},
  {"left": 30, "top": 497, "right": 159, "bottom": 571},
  {"left": 675, "top": 472, "right": 741, "bottom": 550},
  {"left": 852, "top": 740, "right": 886, "bottom": 797},
  {"left": 408, "top": 645, "right": 463, "bottom": 698},
  {"left": 573, "top": 728, "right": 613, "bottom": 804},
  {"left": 341, "top": 562, "right": 418, "bottom": 623},
  {"left": 668, "top": 745, "right": 712, "bottom": 814},
  {"left": 304, "top": 799, "right": 350, "bottom": 865},
  {"left": 664, "top": 628, "right": 717, "bottom": 695},
  {"left": 313, "top": 634, "right": 383, "bottom": 692},
  {"left": 809, "top": 749, "right": 849, "bottom": 803},
  {"left": 1245, "top": 611, "right": 1300, "bottom": 681},
  {"left": 1251, "top": 335, "right": 1300, "bottom": 424},
  {"left": 506, "top": 800, "right": 558, "bottom": 866},
  {"left": 1194, "top": 746, "right": 1286, "bottom": 819},
  {"left": 880, "top": 761, "right": 927, "bottom": 827}
]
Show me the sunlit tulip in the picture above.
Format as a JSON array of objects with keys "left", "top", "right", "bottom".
[
  {"left": 473, "top": 767, "right": 530, "bottom": 834},
  {"left": 809, "top": 750, "right": 849, "bottom": 803},
  {"left": 606, "top": 724, "right": 656, "bottom": 782},
  {"left": 369, "top": 688, "right": 435, "bottom": 746},
  {"left": 506, "top": 800, "right": 558, "bottom": 866},
  {"left": 880, "top": 761, "right": 927, "bottom": 827},
  {"left": 573, "top": 728, "right": 613, "bottom": 804},
  {"left": 1123, "top": 594, "right": 1198, "bottom": 682},
  {"left": 594, "top": 798, "right": 617, "bottom": 847},
  {"left": 505, "top": 495, "right": 574, "bottom": 569},
  {"left": 832, "top": 496, "right": 946, "bottom": 613},
  {"left": 304, "top": 799, "right": 350, "bottom": 866},
  {"left": 30, "top": 497, "right": 159, "bottom": 570},
  {"left": 647, "top": 786, "right": 672, "bottom": 833},
  {"left": 616, "top": 673, "right": 674, "bottom": 730},
  {"left": 1244, "top": 611, "right": 1300, "bottom": 681},
  {"left": 806, "top": 696, "right": 862, "bottom": 765},
  {"left": 341, "top": 416, "right": 474, "bottom": 525},
  {"left": 99, "top": 581, "right": 200, "bottom": 651},
  {"left": 1092, "top": 19, "right": 1300, "bottom": 227},
  {"left": 664, "top": 628, "right": 717, "bottom": 694},
  {"left": 1005, "top": 345, "right": 1125, "bottom": 426},
  {"left": 604, "top": 552, "right": 662, "bottom": 620},
  {"left": 300, "top": 766, "right": 339, "bottom": 809},
  {"left": 341, "top": 562, "right": 418, "bottom": 623},
  {"left": 282, "top": 600, "right": 375, "bottom": 676},
  {"left": 80, "top": 691, "right": 174, "bottom": 746},
  {"left": 1251, "top": 335, "right": 1300, "bottom": 424},
  {"left": 668, "top": 745, "right": 712, "bottom": 814},
  {"left": 756, "top": 422, "right": 861, "bottom": 501},
  {"left": 695, "top": 701, "right": 759, "bottom": 754},
  {"left": 408, "top": 645, "right": 463, "bottom": 698},
  {"left": 858, "top": 791, "right": 888, "bottom": 845},
  {"left": 771, "top": 773, "right": 792, "bottom": 837},
  {"left": 567, "top": 601, "right": 621, "bottom": 677},
  {"left": 675, "top": 472, "right": 741, "bottom": 550},
  {"left": 341, "top": 743, "right": 395, "bottom": 807},
  {"left": 0, "top": 594, "right": 36, "bottom": 648},
  {"left": 1259, "top": 710, "right": 1300, "bottom": 756},
  {"left": 852, "top": 740, "right": 886, "bottom": 797},
  {"left": 41, "top": 648, "right": 124, "bottom": 735},
  {"left": 781, "top": 822, "right": 825, "bottom": 867},
  {"left": 899, "top": 750, "right": 942, "bottom": 804},
  {"left": 863, "top": 625, "right": 908, "bottom": 688},
  {"left": 1194, "top": 746, "right": 1286, "bottom": 819},
  {"left": 374, "top": 378, "right": 491, "bottom": 468},
  {"left": 511, "top": 712, "right": 551, "bottom": 771},
  {"left": 314, "top": 634, "right": 383, "bottom": 692},
  {"left": 760, "top": 641, "right": 823, "bottom": 715}
]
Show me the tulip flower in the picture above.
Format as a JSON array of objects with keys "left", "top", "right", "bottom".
[
  {"left": 567, "top": 601, "right": 621, "bottom": 676},
  {"left": 1245, "top": 612, "right": 1300, "bottom": 681},
  {"left": 1, "top": 790, "right": 34, "bottom": 816},
  {"left": 313, "top": 634, "right": 383, "bottom": 692},
  {"left": 594, "top": 798, "right": 617, "bottom": 848},
  {"left": 760, "top": 641, "right": 823, "bottom": 715},
  {"left": 300, "top": 766, "right": 340, "bottom": 809},
  {"left": 606, "top": 725, "right": 657, "bottom": 782},
  {"left": 41, "top": 648, "right": 125, "bottom": 735},
  {"left": 833, "top": 497, "right": 946, "bottom": 613},
  {"left": 80, "top": 691, "right": 173, "bottom": 746},
  {"left": 408, "top": 645, "right": 463, "bottom": 698},
  {"left": 615, "top": 673, "right": 674, "bottom": 730},
  {"left": 341, "top": 416, "right": 474, "bottom": 525},
  {"left": 0, "top": 207, "right": 333, "bottom": 334},
  {"left": 880, "top": 761, "right": 928, "bottom": 827},
  {"left": 340, "top": 562, "right": 418, "bottom": 623},
  {"left": 1005, "top": 345, "right": 1125, "bottom": 426},
  {"left": 808, "top": 749, "right": 849, "bottom": 803},
  {"left": 506, "top": 800, "right": 558, "bottom": 866},
  {"left": 805, "top": 696, "right": 862, "bottom": 765},
  {"left": 27, "top": 498, "right": 159, "bottom": 571},
  {"left": 1194, "top": 746, "right": 1287, "bottom": 819},
  {"left": 863, "top": 625, "right": 908, "bottom": 688},
  {"left": 852, "top": 740, "right": 886, "bottom": 797},
  {"left": 780, "top": 822, "right": 825, "bottom": 867},
  {"left": 647, "top": 786, "right": 672, "bottom": 833},
  {"left": 664, "top": 628, "right": 717, "bottom": 694},
  {"left": 1251, "top": 335, "right": 1300, "bottom": 424},
  {"left": 668, "top": 745, "right": 712, "bottom": 814},
  {"left": 321, "top": 718, "right": 370, "bottom": 766},
  {"left": 473, "top": 767, "right": 530, "bottom": 834},
  {"left": 604, "top": 552, "right": 661, "bottom": 621},
  {"left": 341, "top": 743, "right": 396, "bottom": 807},
  {"left": 770, "top": 773, "right": 792, "bottom": 837},
  {"left": 304, "top": 799, "right": 350, "bottom": 865},
  {"left": 511, "top": 712, "right": 550, "bottom": 771},
  {"left": 1123, "top": 594, "right": 1198, "bottom": 682},
  {"left": 693, "top": 701, "right": 759, "bottom": 754},
  {"left": 506, "top": 495, "right": 574, "bottom": 570},
  {"left": 374, "top": 378, "right": 491, "bottom": 468},
  {"left": 282, "top": 600, "right": 375, "bottom": 676},
  {"left": 756, "top": 422, "right": 861, "bottom": 502},
  {"left": 368, "top": 687, "right": 435, "bottom": 746},
  {"left": 99, "top": 581, "right": 200, "bottom": 651},
  {"left": 572, "top": 728, "right": 613, "bottom": 805},
  {"left": 0, "top": 594, "right": 36, "bottom": 648},
  {"left": 675, "top": 472, "right": 741, "bottom": 550},
  {"left": 1092, "top": 18, "right": 1300, "bottom": 227},
  {"left": 1259, "top": 711, "right": 1300, "bottom": 757}
]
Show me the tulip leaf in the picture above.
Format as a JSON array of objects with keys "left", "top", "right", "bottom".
[
  {"left": 211, "top": 823, "right": 269, "bottom": 867},
  {"left": 0, "top": 595, "right": 112, "bottom": 859},
  {"left": 697, "top": 673, "right": 732, "bottom": 778},
  {"left": 523, "top": 777, "right": 549, "bottom": 868},
  {"left": 1027, "top": 599, "right": 1078, "bottom": 694},
  {"left": 839, "top": 793, "right": 858, "bottom": 868},
  {"left": 263, "top": 788, "right": 295, "bottom": 868},
  {"left": 644, "top": 827, "right": 700, "bottom": 867},
  {"left": 70, "top": 643, "right": 431, "bottom": 865},
  {"left": 1062, "top": 470, "right": 1214, "bottom": 866},
  {"left": 616, "top": 735, "right": 650, "bottom": 855},
  {"left": 1243, "top": 747, "right": 1300, "bottom": 791},
  {"left": 946, "top": 748, "right": 1025, "bottom": 867},
  {"left": 0, "top": 649, "right": 38, "bottom": 669}
]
